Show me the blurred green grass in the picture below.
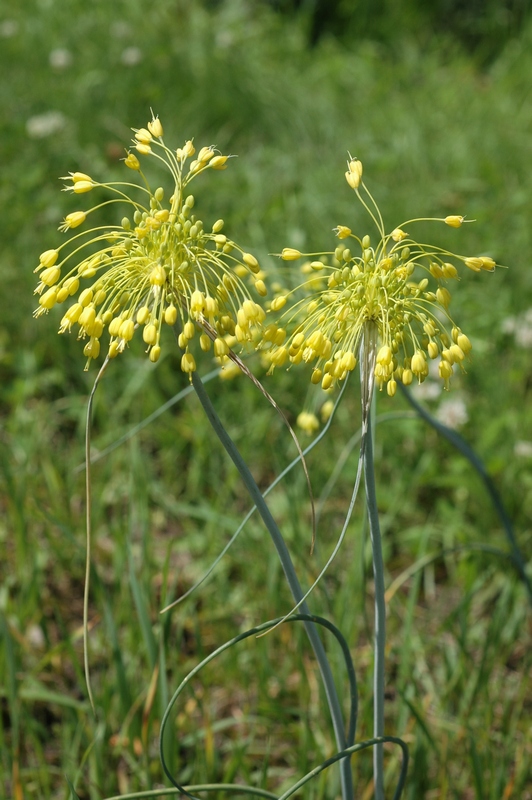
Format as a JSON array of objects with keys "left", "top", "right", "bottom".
[{"left": 0, "top": 1, "right": 531, "bottom": 798}]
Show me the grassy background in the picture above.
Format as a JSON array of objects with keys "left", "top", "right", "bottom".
[{"left": 0, "top": 0, "right": 531, "bottom": 797}]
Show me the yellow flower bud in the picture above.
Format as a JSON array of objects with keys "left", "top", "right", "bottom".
[
  {"left": 449, "top": 344, "right": 465, "bottom": 362},
  {"left": 465, "top": 257, "right": 483, "bottom": 272},
  {"left": 200, "top": 334, "right": 211, "bottom": 351},
  {"left": 281, "top": 248, "right": 302, "bottom": 261},
  {"left": 124, "top": 152, "right": 140, "bottom": 170},
  {"left": 457, "top": 333, "right": 472, "bottom": 354},
  {"left": 269, "top": 346, "right": 288, "bottom": 367},
  {"left": 39, "top": 249, "right": 59, "bottom": 268},
  {"left": 149, "top": 345, "right": 161, "bottom": 363},
  {"left": 181, "top": 352, "right": 197, "bottom": 373},
  {"left": 135, "top": 128, "right": 153, "bottom": 145},
  {"left": 271, "top": 295, "right": 287, "bottom": 311},
  {"left": 61, "top": 211, "right": 86, "bottom": 230},
  {"left": 345, "top": 170, "right": 361, "bottom": 190},
  {"left": 411, "top": 351, "right": 426, "bottom": 375},
  {"left": 243, "top": 252, "right": 259, "bottom": 272},
  {"left": 136, "top": 306, "right": 150, "bottom": 325},
  {"left": 442, "top": 263, "right": 458, "bottom": 279},
  {"left": 197, "top": 146, "right": 215, "bottom": 163},
  {"left": 444, "top": 216, "right": 464, "bottom": 228},
  {"left": 345, "top": 158, "right": 363, "bottom": 190},
  {"left": 136, "top": 143, "right": 152, "bottom": 156},
  {"left": 83, "top": 337, "right": 100, "bottom": 359},
  {"left": 39, "top": 287, "right": 58, "bottom": 310},
  {"left": 147, "top": 117, "right": 163, "bottom": 138},
  {"left": 297, "top": 412, "right": 319, "bottom": 435},
  {"left": 439, "top": 360, "right": 453, "bottom": 380},
  {"left": 480, "top": 256, "right": 496, "bottom": 272},
  {"left": 436, "top": 287, "right": 451, "bottom": 307},
  {"left": 65, "top": 303, "right": 83, "bottom": 323},
  {"left": 40, "top": 266, "right": 61, "bottom": 286},
  {"left": 210, "top": 155, "right": 228, "bottom": 169},
  {"left": 190, "top": 290, "right": 204, "bottom": 316},
  {"left": 387, "top": 379, "right": 397, "bottom": 397},
  {"left": 335, "top": 225, "right": 352, "bottom": 239},
  {"left": 79, "top": 305, "right": 96, "bottom": 332},
  {"left": 430, "top": 263, "right": 444, "bottom": 279},
  {"left": 164, "top": 304, "right": 178, "bottom": 325},
  {"left": 79, "top": 288, "right": 93, "bottom": 307},
  {"left": 427, "top": 341, "right": 439, "bottom": 359},
  {"left": 143, "top": 324, "right": 158, "bottom": 345},
  {"left": 70, "top": 172, "right": 92, "bottom": 183},
  {"left": 72, "top": 180, "right": 94, "bottom": 194},
  {"left": 149, "top": 265, "right": 167, "bottom": 286},
  {"left": 391, "top": 228, "right": 407, "bottom": 242},
  {"left": 377, "top": 345, "right": 392, "bottom": 365},
  {"left": 119, "top": 319, "right": 135, "bottom": 341},
  {"left": 184, "top": 320, "right": 195, "bottom": 339},
  {"left": 255, "top": 279, "right": 267, "bottom": 296},
  {"left": 214, "top": 337, "right": 229, "bottom": 357},
  {"left": 93, "top": 317, "right": 104, "bottom": 338}
]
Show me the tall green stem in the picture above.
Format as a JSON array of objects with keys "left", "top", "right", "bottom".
[
  {"left": 361, "top": 323, "right": 386, "bottom": 799},
  {"left": 364, "top": 420, "right": 386, "bottom": 799},
  {"left": 190, "top": 370, "right": 353, "bottom": 800}
]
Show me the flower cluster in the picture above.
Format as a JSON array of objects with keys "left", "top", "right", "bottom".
[
  {"left": 262, "top": 158, "right": 496, "bottom": 397},
  {"left": 34, "top": 116, "right": 266, "bottom": 372}
]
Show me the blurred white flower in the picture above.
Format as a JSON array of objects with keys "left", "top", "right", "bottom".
[
  {"left": 436, "top": 396, "right": 468, "bottom": 429},
  {"left": 111, "top": 21, "right": 131, "bottom": 38},
  {"left": 502, "top": 308, "right": 532, "bottom": 348},
  {"left": 26, "top": 111, "right": 67, "bottom": 139},
  {"left": 413, "top": 380, "right": 442, "bottom": 400},
  {"left": 26, "top": 623, "right": 45, "bottom": 649},
  {"left": 0, "top": 19, "right": 19, "bottom": 38},
  {"left": 514, "top": 440, "right": 532, "bottom": 459},
  {"left": 121, "top": 46, "right": 142, "bottom": 66},
  {"left": 49, "top": 48, "right": 73, "bottom": 69}
]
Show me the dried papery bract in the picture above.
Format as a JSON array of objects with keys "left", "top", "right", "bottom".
[{"left": 34, "top": 116, "right": 267, "bottom": 372}]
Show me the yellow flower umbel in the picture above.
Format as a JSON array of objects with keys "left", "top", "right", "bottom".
[
  {"left": 263, "top": 157, "right": 496, "bottom": 396},
  {"left": 34, "top": 116, "right": 266, "bottom": 371}
]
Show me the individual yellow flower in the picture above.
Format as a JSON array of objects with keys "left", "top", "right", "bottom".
[
  {"left": 263, "top": 160, "right": 496, "bottom": 393},
  {"left": 296, "top": 411, "right": 320, "bottom": 435},
  {"left": 34, "top": 116, "right": 266, "bottom": 372}
]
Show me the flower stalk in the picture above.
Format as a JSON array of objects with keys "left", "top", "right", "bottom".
[{"left": 189, "top": 368, "right": 354, "bottom": 800}]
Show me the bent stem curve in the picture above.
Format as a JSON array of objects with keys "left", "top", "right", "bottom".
[{"left": 190, "top": 369, "right": 353, "bottom": 800}]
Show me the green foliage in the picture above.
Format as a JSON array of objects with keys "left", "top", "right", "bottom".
[{"left": 0, "top": 0, "right": 531, "bottom": 798}]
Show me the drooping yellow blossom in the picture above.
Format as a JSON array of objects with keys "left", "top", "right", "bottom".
[
  {"left": 296, "top": 411, "right": 320, "bottom": 435},
  {"left": 263, "top": 158, "right": 495, "bottom": 394},
  {"left": 34, "top": 116, "right": 266, "bottom": 372}
]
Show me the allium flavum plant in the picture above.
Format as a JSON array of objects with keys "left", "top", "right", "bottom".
[
  {"left": 33, "top": 115, "right": 267, "bottom": 373},
  {"left": 263, "top": 156, "right": 496, "bottom": 405},
  {"left": 34, "top": 122, "right": 506, "bottom": 800}
]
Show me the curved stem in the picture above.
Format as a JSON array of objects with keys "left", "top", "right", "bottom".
[
  {"left": 190, "top": 370, "right": 353, "bottom": 800},
  {"left": 398, "top": 383, "right": 532, "bottom": 605}
]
